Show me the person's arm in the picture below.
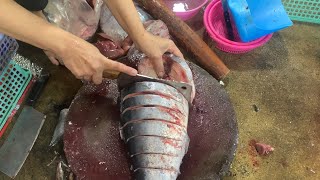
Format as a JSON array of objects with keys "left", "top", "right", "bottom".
[
  {"left": 31, "top": 10, "right": 62, "bottom": 66},
  {"left": 0, "top": 0, "right": 63, "bottom": 54},
  {"left": 105, "top": 0, "right": 183, "bottom": 77},
  {"left": 0, "top": 0, "right": 137, "bottom": 84}
]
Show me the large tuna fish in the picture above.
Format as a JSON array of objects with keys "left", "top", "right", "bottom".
[{"left": 119, "top": 20, "right": 195, "bottom": 180}]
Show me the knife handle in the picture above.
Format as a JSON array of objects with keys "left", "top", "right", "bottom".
[
  {"left": 26, "top": 73, "right": 50, "bottom": 107},
  {"left": 103, "top": 70, "right": 120, "bottom": 79}
]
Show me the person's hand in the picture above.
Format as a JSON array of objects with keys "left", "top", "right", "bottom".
[
  {"left": 0, "top": 1, "right": 137, "bottom": 85},
  {"left": 32, "top": 11, "right": 137, "bottom": 84},
  {"left": 136, "top": 32, "right": 184, "bottom": 77},
  {"left": 44, "top": 50, "right": 61, "bottom": 65},
  {"left": 54, "top": 36, "right": 137, "bottom": 84}
]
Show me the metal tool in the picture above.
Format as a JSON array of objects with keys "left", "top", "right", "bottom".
[
  {"left": 0, "top": 106, "right": 45, "bottom": 178},
  {"left": 103, "top": 70, "right": 120, "bottom": 80},
  {"left": 26, "top": 72, "right": 50, "bottom": 106},
  {"left": 118, "top": 73, "right": 193, "bottom": 103}
]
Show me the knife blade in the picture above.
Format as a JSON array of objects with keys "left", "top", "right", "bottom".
[{"left": 118, "top": 73, "right": 193, "bottom": 103}]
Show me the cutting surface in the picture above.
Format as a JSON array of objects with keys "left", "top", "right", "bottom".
[{"left": 64, "top": 62, "right": 238, "bottom": 180}]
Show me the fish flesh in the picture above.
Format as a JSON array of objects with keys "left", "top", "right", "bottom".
[
  {"left": 254, "top": 142, "right": 274, "bottom": 156},
  {"left": 94, "top": 33, "right": 132, "bottom": 59},
  {"left": 96, "top": 4, "right": 152, "bottom": 59}
]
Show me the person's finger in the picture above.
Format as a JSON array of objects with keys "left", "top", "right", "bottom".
[
  {"left": 168, "top": 46, "right": 184, "bottom": 59},
  {"left": 105, "top": 59, "right": 137, "bottom": 76},
  {"left": 150, "top": 56, "right": 165, "bottom": 78},
  {"left": 82, "top": 65, "right": 96, "bottom": 81},
  {"left": 92, "top": 71, "right": 103, "bottom": 85},
  {"left": 64, "top": 62, "right": 85, "bottom": 80},
  {"left": 48, "top": 56, "right": 60, "bottom": 65}
]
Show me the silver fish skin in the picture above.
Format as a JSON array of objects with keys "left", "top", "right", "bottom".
[{"left": 120, "top": 81, "right": 190, "bottom": 180}]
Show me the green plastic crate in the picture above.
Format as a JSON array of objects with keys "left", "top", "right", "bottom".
[
  {"left": 283, "top": 0, "right": 320, "bottom": 24},
  {"left": 0, "top": 35, "right": 32, "bottom": 131},
  {"left": 0, "top": 61, "right": 32, "bottom": 130}
]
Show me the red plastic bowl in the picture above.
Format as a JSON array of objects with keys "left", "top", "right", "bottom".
[{"left": 203, "top": 0, "right": 273, "bottom": 54}]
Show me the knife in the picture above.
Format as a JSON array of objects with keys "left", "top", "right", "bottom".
[{"left": 117, "top": 73, "right": 193, "bottom": 103}]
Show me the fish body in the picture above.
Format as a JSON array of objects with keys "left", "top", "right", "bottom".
[
  {"left": 119, "top": 20, "right": 195, "bottom": 178},
  {"left": 50, "top": 109, "right": 69, "bottom": 147},
  {"left": 120, "top": 81, "right": 190, "bottom": 180}
]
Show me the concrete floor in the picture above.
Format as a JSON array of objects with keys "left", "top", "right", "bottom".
[
  {"left": 221, "top": 23, "right": 320, "bottom": 180},
  {"left": 0, "top": 22, "right": 319, "bottom": 180}
]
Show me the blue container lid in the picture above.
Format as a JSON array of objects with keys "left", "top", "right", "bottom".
[{"left": 228, "top": 0, "right": 293, "bottom": 42}]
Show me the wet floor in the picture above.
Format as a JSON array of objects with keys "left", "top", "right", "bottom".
[
  {"left": 222, "top": 23, "right": 320, "bottom": 180},
  {"left": 0, "top": 14, "right": 319, "bottom": 180}
]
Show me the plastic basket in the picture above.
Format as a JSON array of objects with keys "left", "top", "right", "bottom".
[
  {"left": 0, "top": 36, "right": 32, "bottom": 131},
  {"left": 283, "top": 0, "right": 320, "bottom": 24},
  {"left": 0, "top": 61, "right": 32, "bottom": 130},
  {"left": 204, "top": 0, "right": 272, "bottom": 54},
  {"left": 0, "top": 35, "right": 19, "bottom": 75}
]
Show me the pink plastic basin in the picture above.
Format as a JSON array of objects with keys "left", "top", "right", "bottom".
[
  {"left": 203, "top": 0, "right": 273, "bottom": 54},
  {"left": 163, "top": 0, "right": 209, "bottom": 21}
]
